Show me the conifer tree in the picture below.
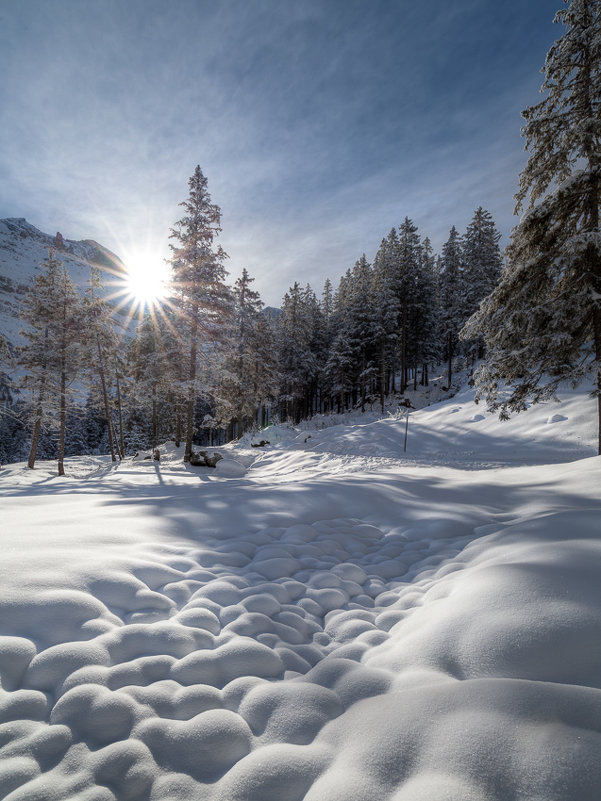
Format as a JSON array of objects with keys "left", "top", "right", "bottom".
[
  {"left": 464, "top": 0, "right": 601, "bottom": 452},
  {"left": 18, "top": 249, "right": 84, "bottom": 473},
  {"left": 461, "top": 208, "right": 503, "bottom": 362},
  {"left": 372, "top": 229, "right": 402, "bottom": 407},
  {"left": 18, "top": 250, "right": 62, "bottom": 468},
  {"left": 438, "top": 226, "right": 464, "bottom": 388},
  {"left": 397, "top": 218, "right": 423, "bottom": 393},
  {"left": 83, "top": 267, "right": 121, "bottom": 460},
  {"left": 169, "top": 166, "right": 231, "bottom": 461},
  {"left": 217, "top": 268, "right": 277, "bottom": 433},
  {"left": 132, "top": 314, "right": 172, "bottom": 450},
  {"left": 277, "top": 282, "right": 318, "bottom": 421},
  {"left": 347, "top": 254, "right": 378, "bottom": 411},
  {"left": 54, "top": 262, "right": 84, "bottom": 476}
]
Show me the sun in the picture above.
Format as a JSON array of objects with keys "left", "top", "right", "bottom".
[{"left": 123, "top": 251, "right": 171, "bottom": 307}]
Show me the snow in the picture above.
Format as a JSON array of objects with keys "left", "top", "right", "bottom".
[
  {"left": 0, "top": 217, "right": 129, "bottom": 351},
  {"left": 0, "top": 384, "right": 600, "bottom": 800}
]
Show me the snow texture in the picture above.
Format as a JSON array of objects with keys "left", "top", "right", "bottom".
[{"left": 0, "top": 384, "right": 599, "bottom": 800}]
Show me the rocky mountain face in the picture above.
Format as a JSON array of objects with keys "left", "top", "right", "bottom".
[{"left": 0, "top": 218, "right": 128, "bottom": 350}]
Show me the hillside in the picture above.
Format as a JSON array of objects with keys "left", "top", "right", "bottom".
[
  {"left": 0, "top": 218, "right": 128, "bottom": 349},
  {"left": 0, "top": 384, "right": 599, "bottom": 800}
]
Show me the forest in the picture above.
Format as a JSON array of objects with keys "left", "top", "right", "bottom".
[{"left": 0, "top": 187, "right": 502, "bottom": 473}]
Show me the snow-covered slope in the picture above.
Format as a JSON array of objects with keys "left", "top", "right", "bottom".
[
  {"left": 0, "top": 218, "right": 129, "bottom": 349},
  {"left": 0, "top": 386, "right": 600, "bottom": 800}
]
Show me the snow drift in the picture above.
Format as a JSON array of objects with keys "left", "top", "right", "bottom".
[{"left": 0, "top": 385, "right": 599, "bottom": 800}]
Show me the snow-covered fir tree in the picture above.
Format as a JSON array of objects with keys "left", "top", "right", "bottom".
[
  {"left": 83, "top": 267, "right": 122, "bottom": 460},
  {"left": 277, "top": 282, "right": 319, "bottom": 421},
  {"left": 438, "top": 226, "right": 464, "bottom": 388},
  {"left": 168, "top": 166, "right": 231, "bottom": 461},
  {"left": 18, "top": 249, "right": 84, "bottom": 473},
  {"left": 372, "top": 229, "right": 402, "bottom": 408},
  {"left": 131, "top": 314, "right": 173, "bottom": 450},
  {"left": 460, "top": 208, "right": 502, "bottom": 362},
  {"left": 216, "top": 268, "right": 277, "bottom": 434},
  {"left": 397, "top": 218, "right": 423, "bottom": 394},
  {"left": 464, "top": 0, "right": 601, "bottom": 452}
]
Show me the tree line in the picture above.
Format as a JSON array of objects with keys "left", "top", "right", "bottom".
[{"left": 0, "top": 177, "right": 501, "bottom": 472}]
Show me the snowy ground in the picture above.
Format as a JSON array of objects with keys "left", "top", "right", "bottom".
[{"left": 1, "top": 386, "right": 600, "bottom": 800}]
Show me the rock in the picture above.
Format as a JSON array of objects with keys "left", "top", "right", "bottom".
[{"left": 189, "top": 450, "right": 224, "bottom": 468}]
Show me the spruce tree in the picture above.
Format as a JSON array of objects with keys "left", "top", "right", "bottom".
[
  {"left": 464, "top": 0, "right": 601, "bottom": 452},
  {"left": 169, "top": 166, "right": 231, "bottom": 461},
  {"left": 18, "top": 249, "right": 84, "bottom": 473},
  {"left": 277, "top": 282, "right": 318, "bottom": 421},
  {"left": 438, "top": 226, "right": 464, "bottom": 388},
  {"left": 217, "top": 268, "right": 277, "bottom": 434},
  {"left": 18, "top": 250, "right": 62, "bottom": 468},
  {"left": 372, "top": 229, "right": 402, "bottom": 408},
  {"left": 83, "top": 267, "right": 121, "bottom": 460},
  {"left": 461, "top": 208, "right": 503, "bottom": 362}
]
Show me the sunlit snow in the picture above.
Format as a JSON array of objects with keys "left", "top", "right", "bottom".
[{"left": 0, "top": 384, "right": 599, "bottom": 800}]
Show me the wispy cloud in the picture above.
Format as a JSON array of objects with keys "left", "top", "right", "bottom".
[{"left": 0, "top": 0, "right": 561, "bottom": 306}]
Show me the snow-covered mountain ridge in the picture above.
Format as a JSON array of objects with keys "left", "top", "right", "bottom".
[
  {"left": 1, "top": 383, "right": 599, "bottom": 800},
  {"left": 0, "top": 217, "right": 128, "bottom": 348}
]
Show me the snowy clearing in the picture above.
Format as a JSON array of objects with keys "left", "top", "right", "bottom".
[{"left": 1, "top": 386, "right": 600, "bottom": 800}]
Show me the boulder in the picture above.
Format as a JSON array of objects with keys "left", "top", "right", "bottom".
[
  {"left": 205, "top": 452, "right": 224, "bottom": 468},
  {"left": 189, "top": 450, "right": 224, "bottom": 468}
]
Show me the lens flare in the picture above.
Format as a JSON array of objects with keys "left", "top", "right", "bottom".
[{"left": 123, "top": 252, "right": 170, "bottom": 307}]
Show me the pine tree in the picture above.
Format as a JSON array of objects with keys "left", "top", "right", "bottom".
[
  {"left": 83, "top": 267, "right": 121, "bottom": 460},
  {"left": 438, "top": 226, "right": 464, "bottom": 388},
  {"left": 346, "top": 255, "right": 378, "bottom": 411},
  {"left": 277, "top": 282, "right": 318, "bottom": 421},
  {"left": 18, "top": 250, "right": 62, "bottom": 468},
  {"left": 53, "top": 262, "right": 84, "bottom": 475},
  {"left": 372, "top": 229, "right": 402, "bottom": 408},
  {"left": 169, "top": 166, "right": 231, "bottom": 460},
  {"left": 131, "top": 314, "right": 172, "bottom": 450},
  {"left": 464, "top": 0, "right": 601, "bottom": 452},
  {"left": 18, "top": 249, "right": 84, "bottom": 473},
  {"left": 461, "top": 208, "right": 503, "bottom": 362},
  {"left": 216, "top": 268, "right": 277, "bottom": 434},
  {"left": 397, "top": 218, "right": 423, "bottom": 394},
  {"left": 408, "top": 237, "right": 439, "bottom": 390}
]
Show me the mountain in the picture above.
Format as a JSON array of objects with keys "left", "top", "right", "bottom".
[{"left": 0, "top": 217, "right": 128, "bottom": 350}]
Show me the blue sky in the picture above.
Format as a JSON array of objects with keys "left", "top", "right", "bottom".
[{"left": 0, "top": 0, "right": 562, "bottom": 306}]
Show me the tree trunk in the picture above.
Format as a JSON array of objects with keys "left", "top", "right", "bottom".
[
  {"left": 448, "top": 331, "right": 453, "bottom": 389},
  {"left": 28, "top": 326, "right": 49, "bottom": 470},
  {"left": 594, "top": 304, "right": 601, "bottom": 456},
  {"left": 152, "top": 390, "right": 158, "bottom": 450},
  {"left": 380, "top": 339, "right": 386, "bottom": 413},
  {"left": 58, "top": 364, "right": 66, "bottom": 477},
  {"left": 96, "top": 338, "right": 116, "bottom": 462},
  {"left": 28, "top": 383, "right": 45, "bottom": 469},
  {"left": 184, "top": 314, "right": 198, "bottom": 462},
  {"left": 175, "top": 408, "right": 182, "bottom": 449},
  {"left": 361, "top": 353, "right": 366, "bottom": 413},
  {"left": 115, "top": 375, "right": 125, "bottom": 458},
  {"left": 400, "top": 298, "right": 407, "bottom": 394}
]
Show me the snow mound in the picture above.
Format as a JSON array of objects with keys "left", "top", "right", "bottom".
[
  {"left": 1, "top": 385, "right": 600, "bottom": 799},
  {"left": 215, "top": 458, "right": 247, "bottom": 478}
]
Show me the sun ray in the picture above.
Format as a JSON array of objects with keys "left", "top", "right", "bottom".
[{"left": 121, "top": 249, "right": 171, "bottom": 310}]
